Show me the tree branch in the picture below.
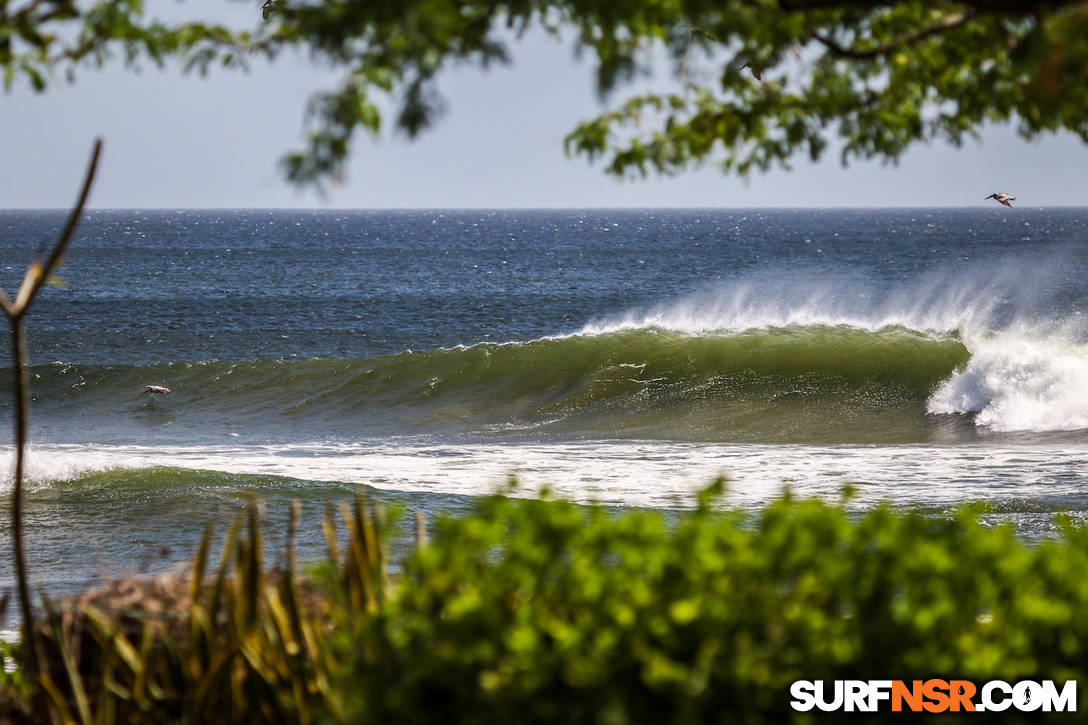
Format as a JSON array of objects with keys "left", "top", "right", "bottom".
[
  {"left": 781, "top": 0, "right": 1073, "bottom": 11},
  {"left": 812, "top": 10, "right": 975, "bottom": 60}
]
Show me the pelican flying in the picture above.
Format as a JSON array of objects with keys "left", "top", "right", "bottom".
[{"left": 985, "top": 192, "right": 1015, "bottom": 208}]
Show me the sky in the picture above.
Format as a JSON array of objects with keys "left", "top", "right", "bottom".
[{"left": 1, "top": 6, "right": 1087, "bottom": 209}]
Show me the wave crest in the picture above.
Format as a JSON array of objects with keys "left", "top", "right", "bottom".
[{"left": 15, "top": 326, "right": 969, "bottom": 444}]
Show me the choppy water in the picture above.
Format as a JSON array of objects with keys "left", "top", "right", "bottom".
[{"left": 2, "top": 207, "right": 1088, "bottom": 621}]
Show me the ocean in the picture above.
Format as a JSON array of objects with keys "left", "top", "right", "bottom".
[{"left": 1, "top": 207, "right": 1088, "bottom": 623}]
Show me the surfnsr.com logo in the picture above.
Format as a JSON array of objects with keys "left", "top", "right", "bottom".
[{"left": 790, "top": 680, "right": 1077, "bottom": 713}]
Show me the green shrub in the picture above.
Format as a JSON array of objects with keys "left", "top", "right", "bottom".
[{"left": 329, "top": 487, "right": 1088, "bottom": 724}]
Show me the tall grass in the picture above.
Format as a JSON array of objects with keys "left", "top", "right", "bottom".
[{"left": 2, "top": 494, "right": 385, "bottom": 724}]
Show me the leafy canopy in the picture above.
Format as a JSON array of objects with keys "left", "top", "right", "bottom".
[{"left": 3, "top": 0, "right": 1087, "bottom": 186}]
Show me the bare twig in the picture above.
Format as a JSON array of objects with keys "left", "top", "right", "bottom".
[
  {"left": 287, "top": 500, "right": 300, "bottom": 575},
  {"left": 414, "top": 511, "right": 427, "bottom": 549},
  {"left": 7, "top": 138, "right": 101, "bottom": 712}
]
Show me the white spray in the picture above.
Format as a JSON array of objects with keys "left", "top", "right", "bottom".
[{"left": 578, "top": 261, "right": 1088, "bottom": 433}]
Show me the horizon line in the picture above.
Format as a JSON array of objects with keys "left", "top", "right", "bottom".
[{"left": 2, "top": 205, "right": 1085, "bottom": 212}]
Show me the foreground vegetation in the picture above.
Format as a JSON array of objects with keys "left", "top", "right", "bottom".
[{"left": 2, "top": 485, "right": 1088, "bottom": 723}]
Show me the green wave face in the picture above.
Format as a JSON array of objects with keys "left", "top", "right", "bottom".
[{"left": 21, "top": 326, "right": 972, "bottom": 444}]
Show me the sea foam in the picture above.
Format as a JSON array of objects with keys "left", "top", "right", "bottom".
[
  {"left": 3, "top": 441, "right": 1088, "bottom": 511},
  {"left": 0, "top": 445, "right": 126, "bottom": 493},
  {"left": 928, "top": 327, "right": 1088, "bottom": 432}
]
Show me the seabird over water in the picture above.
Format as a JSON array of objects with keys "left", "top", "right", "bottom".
[
  {"left": 985, "top": 192, "right": 1015, "bottom": 207},
  {"left": 144, "top": 385, "right": 172, "bottom": 395}
]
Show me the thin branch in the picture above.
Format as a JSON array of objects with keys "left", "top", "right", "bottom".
[
  {"left": 12, "top": 139, "right": 101, "bottom": 315},
  {"left": 9, "top": 317, "right": 40, "bottom": 693},
  {"left": 812, "top": 10, "right": 975, "bottom": 60},
  {"left": 783, "top": 0, "right": 1071, "bottom": 11},
  {"left": 8, "top": 138, "right": 102, "bottom": 718}
]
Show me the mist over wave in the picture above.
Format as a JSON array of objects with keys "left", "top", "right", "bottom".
[
  {"left": 579, "top": 258, "right": 1086, "bottom": 338},
  {"left": 578, "top": 265, "right": 1088, "bottom": 435}
]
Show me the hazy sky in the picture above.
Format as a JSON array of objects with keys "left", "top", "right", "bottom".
[{"left": 2, "top": 9, "right": 1086, "bottom": 209}]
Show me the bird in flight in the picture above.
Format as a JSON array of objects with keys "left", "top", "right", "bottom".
[
  {"left": 144, "top": 385, "right": 172, "bottom": 395},
  {"left": 985, "top": 192, "right": 1015, "bottom": 207}
]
